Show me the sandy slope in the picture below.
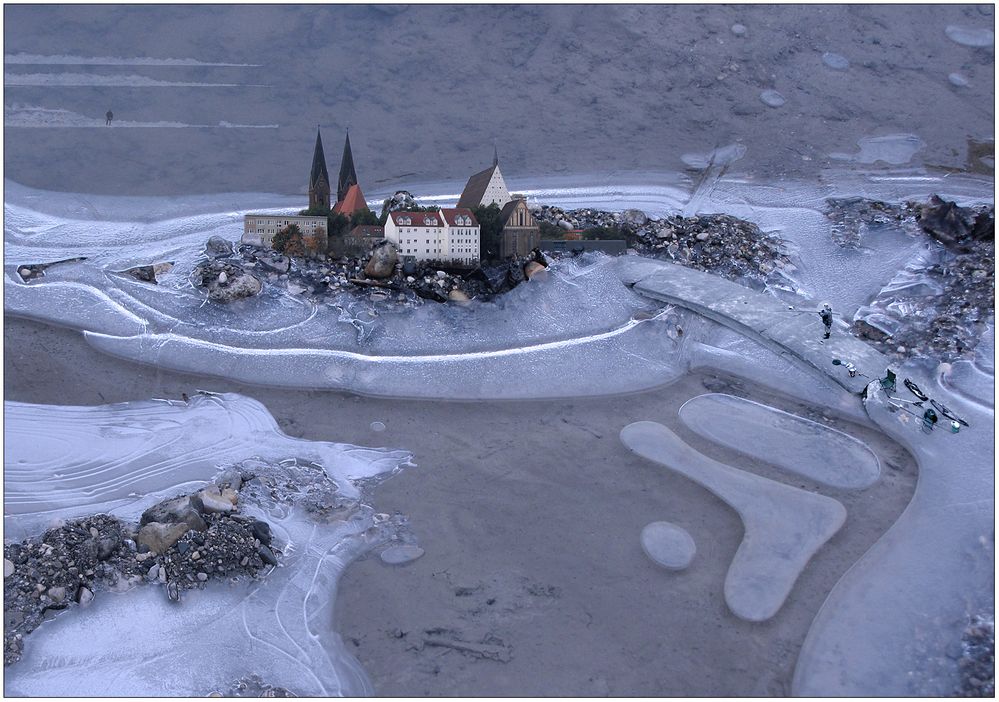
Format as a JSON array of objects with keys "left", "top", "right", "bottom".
[
  {"left": 3, "top": 4, "right": 994, "bottom": 196},
  {"left": 4, "top": 317, "right": 918, "bottom": 696}
]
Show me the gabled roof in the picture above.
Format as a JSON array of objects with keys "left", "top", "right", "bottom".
[
  {"left": 457, "top": 164, "right": 499, "bottom": 209},
  {"left": 498, "top": 198, "right": 538, "bottom": 229},
  {"left": 310, "top": 128, "right": 329, "bottom": 189},
  {"left": 390, "top": 211, "right": 442, "bottom": 227},
  {"left": 439, "top": 208, "right": 479, "bottom": 227},
  {"left": 337, "top": 131, "right": 358, "bottom": 203},
  {"left": 498, "top": 198, "right": 520, "bottom": 227},
  {"left": 333, "top": 183, "right": 368, "bottom": 216}
]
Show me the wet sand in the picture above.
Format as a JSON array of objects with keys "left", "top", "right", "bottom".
[{"left": 4, "top": 316, "right": 918, "bottom": 696}]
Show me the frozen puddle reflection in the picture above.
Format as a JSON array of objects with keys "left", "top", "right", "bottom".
[
  {"left": 3, "top": 394, "right": 414, "bottom": 696},
  {"left": 640, "top": 521, "right": 696, "bottom": 570},
  {"left": 679, "top": 393, "right": 881, "bottom": 489},
  {"left": 621, "top": 421, "right": 845, "bottom": 621}
]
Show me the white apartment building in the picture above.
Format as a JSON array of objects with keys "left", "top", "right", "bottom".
[
  {"left": 242, "top": 214, "right": 327, "bottom": 249},
  {"left": 440, "top": 208, "right": 480, "bottom": 266},
  {"left": 384, "top": 209, "right": 480, "bottom": 266}
]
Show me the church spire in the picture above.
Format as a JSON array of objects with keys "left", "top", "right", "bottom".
[
  {"left": 493, "top": 143, "right": 498, "bottom": 167},
  {"left": 337, "top": 129, "right": 358, "bottom": 204},
  {"left": 308, "top": 126, "right": 331, "bottom": 211}
]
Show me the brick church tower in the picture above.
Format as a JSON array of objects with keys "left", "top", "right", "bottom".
[{"left": 308, "top": 127, "right": 331, "bottom": 211}]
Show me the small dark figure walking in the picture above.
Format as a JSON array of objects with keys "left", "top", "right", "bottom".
[
  {"left": 105, "top": 110, "right": 113, "bottom": 126},
  {"left": 819, "top": 303, "right": 833, "bottom": 339}
]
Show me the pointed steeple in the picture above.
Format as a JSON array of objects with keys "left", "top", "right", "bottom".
[
  {"left": 493, "top": 143, "right": 498, "bottom": 167},
  {"left": 337, "top": 129, "right": 358, "bottom": 205},
  {"left": 308, "top": 127, "right": 331, "bottom": 210}
]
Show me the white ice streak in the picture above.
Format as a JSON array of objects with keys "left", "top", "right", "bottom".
[
  {"left": 5, "top": 105, "right": 277, "bottom": 128},
  {"left": 4, "top": 53, "right": 260, "bottom": 66},
  {"left": 5, "top": 73, "right": 268, "bottom": 87}
]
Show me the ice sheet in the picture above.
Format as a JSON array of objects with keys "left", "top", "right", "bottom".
[
  {"left": 3, "top": 394, "right": 413, "bottom": 697},
  {"left": 679, "top": 393, "right": 881, "bottom": 489},
  {"left": 4, "top": 392, "right": 410, "bottom": 539},
  {"left": 621, "top": 421, "right": 846, "bottom": 622}
]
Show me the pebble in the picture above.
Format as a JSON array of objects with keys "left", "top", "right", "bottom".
[
  {"left": 77, "top": 587, "right": 94, "bottom": 608},
  {"left": 945, "top": 25, "right": 995, "bottom": 48},
  {"left": 760, "top": 89, "right": 786, "bottom": 107},
  {"left": 948, "top": 72, "right": 970, "bottom": 87},
  {"left": 821, "top": 52, "right": 850, "bottom": 70},
  {"left": 196, "top": 572, "right": 208, "bottom": 582},
  {"left": 370, "top": 421, "right": 386, "bottom": 432},
  {"left": 191, "top": 551, "right": 201, "bottom": 561},
  {"left": 730, "top": 23, "right": 746, "bottom": 35},
  {"left": 380, "top": 545, "right": 425, "bottom": 565},
  {"left": 47, "top": 586, "right": 66, "bottom": 603},
  {"left": 4, "top": 559, "right": 14, "bottom": 579},
  {"left": 147, "top": 564, "right": 160, "bottom": 581},
  {"left": 258, "top": 546, "right": 278, "bottom": 567}
]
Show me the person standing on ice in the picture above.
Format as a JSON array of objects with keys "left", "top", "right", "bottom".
[
  {"left": 819, "top": 303, "right": 833, "bottom": 340},
  {"left": 105, "top": 110, "right": 113, "bottom": 126}
]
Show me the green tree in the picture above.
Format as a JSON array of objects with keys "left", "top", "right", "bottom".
[
  {"left": 272, "top": 223, "right": 304, "bottom": 256},
  {"left": 350, "top": 208, "right": 379, "bottom": 227},
  {"left": 473, "top": 203, "right": 503, "bottom": 260},
  {"left": 299, "top": 205, "right": 331, "bottom": 217}
]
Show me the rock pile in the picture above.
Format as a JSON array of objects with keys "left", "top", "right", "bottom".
[
  {"left": 829, "top": 195, "right": 995, "bottom": 363},
  {"left": 193, "top": 259, "right": 263, "bottom": 303},
  {"left": 210, "top": 241, "right": 547, "bottom": 307},
  {"left": 532, "top": 205, "right": 792, "bottom": 287},
  {"left": 955, "top": 613, "right": 994, "bottom": 697},
  {"left": 3, "top": 476, "right": 278, "bottom": 666}
]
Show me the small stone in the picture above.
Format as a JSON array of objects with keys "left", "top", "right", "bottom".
[
  {"left": 47, "top": 586, "right": 67, "bottom": 602},
  {"left": 696, "top": 231, "right": 711, "bottom": 241},
  {"left": 240, "top": 556, "right": 249, "bottom": 567},
  {"left": 196, "top": 572, "right": 209, "bottom": 582},
  {"left": 89, "top": 527, "right": 99, "bottom": 538},
  {"left": 4, "top": 558, "right": 14, "bottom": 579},
  {"left": 147, "top": 564, "right": 160, "bottom": 581},
  {"left": 191, "top": 551, "right": 201, "bottom": 560},
  {"left": 731, "top": 23, "right": 747, "bottom": 35},
  {"left": 77, "top": 586, "right": 94, "bottom": 607},
  {"left": 258, "top": 546, "right": 278, "bottom": 566}
]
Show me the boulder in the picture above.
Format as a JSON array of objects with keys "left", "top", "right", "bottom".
[
  {"left": 76, "top": 586, "right": 94, "bottom": 607},
  {"left": 192, "top": 487, "right": 235, "bottom": 514},
  {"left": 136, "top": 522, "right": 190, "bottom": 554},
  {"left": 257, "top": 254, "right": 291, "bottom": 274},
  {"left": 622, "top": 209, "right": 649, "bottom": 229},
  {"left": 917, "top": 195, "right": 976, "bottom": 251},
  {"left": 207, "top": 270, "right": 262, "bottom": 303},
  {"left": 141, "top": 496, "right": 207, "bottom": 532},
  {"left": 205, "top": 236, "right": 234, "bottom": 257},
  {"left": 557, "top": 219, "right": 574, "bottom": 231},
  {"left": 364, "top": 241, "right": 399, "bottom": 279},
  {"left": 448, "top": 289, "right": 471, "bottom": 304},
  {"left": 249, "top": 520, "right": 272, "bottom": 546},
  {"left": 524, "top": 261, "right": 548, "bottom": 280}
]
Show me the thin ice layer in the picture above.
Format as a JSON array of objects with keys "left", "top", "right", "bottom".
[
  {"left": 679, "top": 393, "right": 881, "bottom": 489},
  {"left": 4, "top": 393, "right": 410, "bottom": 538},
  {"left": 3, "top": 395, "right": 413, "bottom": 697}
]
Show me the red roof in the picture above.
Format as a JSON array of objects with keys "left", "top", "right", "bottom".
[
  {"left": 389, "top": 211, "right": 442, "bottom": 227},
  {"left": 333, "top": 183, "right": 369, "bottom": 216},
  {"left": 439, "top": 208, "right": 479, "bottom": 227},
  {"left": 348, "top": 225, "right": 384, "bottom": 238}
]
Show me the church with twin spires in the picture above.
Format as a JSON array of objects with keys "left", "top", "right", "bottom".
[{"left": 308, "top": 127, "right": 366, "bottom": 217}]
